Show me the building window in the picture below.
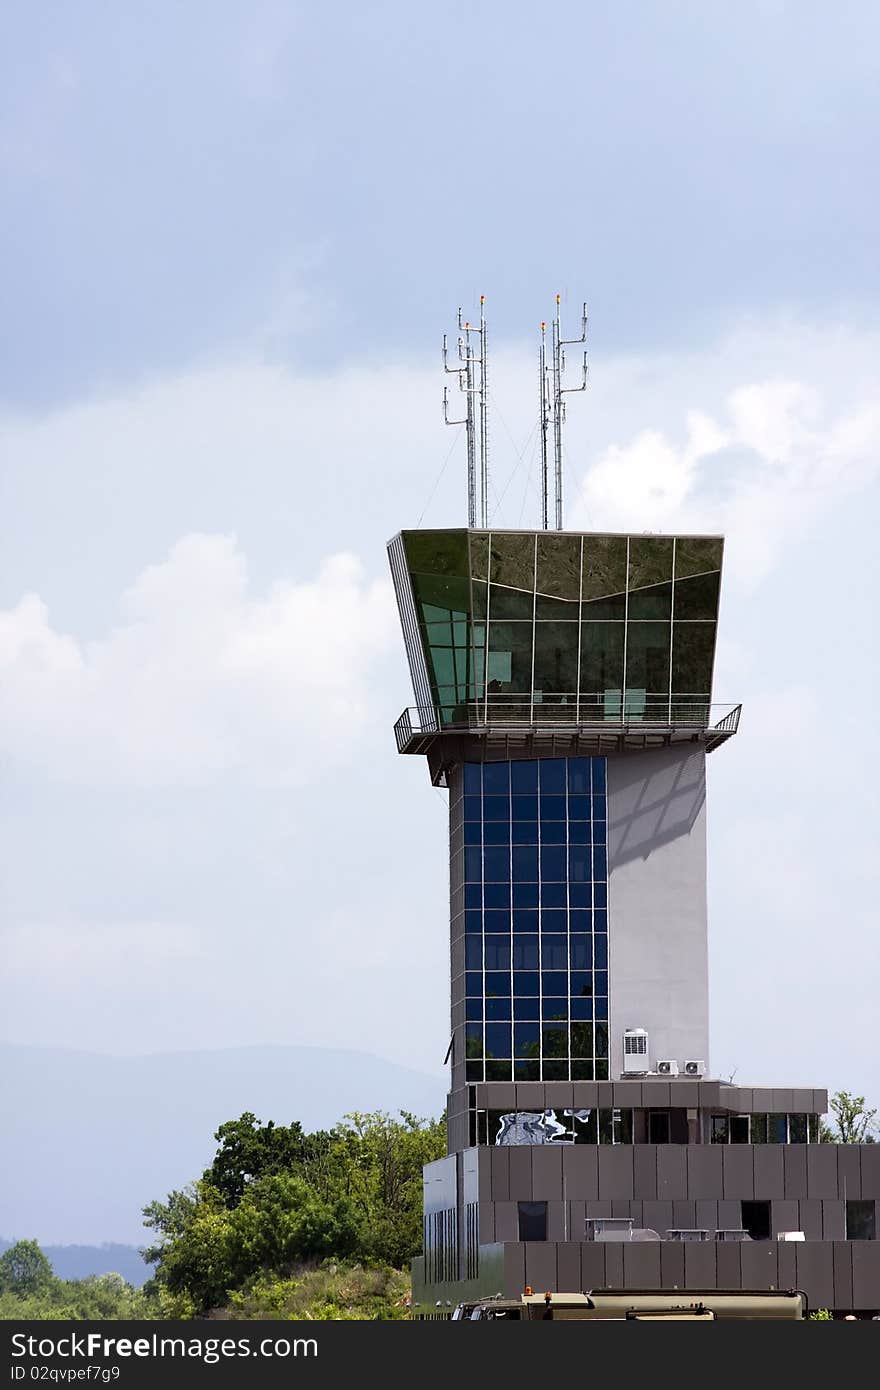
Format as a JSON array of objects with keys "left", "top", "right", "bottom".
[
  {"left": 788, "top": 1113, "right": 807, "bottom": 1144},
  {"left": 648, "top": 1110, "right": 671, "bottom": 1144},
  {"left": 518, "top": 1201, "right": 548, "bottom": 1242},
  {"left": 846, "top": 1201, "right": 876, "bottom": 1241},
  {"left": 730, "top": 1115, "right": 750, "bottom": 1144},
  {"left": 711, "top": 1115, "right": 729, "bottom": 1144},
  {"left": 465, "top": 1202, "right": 479, "bottom": 1277},
  {"left": 454, "top": 755, "right": 610, "bottom": 1083},
  {"left": 741, "top": 1201, "right": 771, "bottom": 1241},
  {"left": 768, "top": 1113, "right": 788, "bottom": 1144}
]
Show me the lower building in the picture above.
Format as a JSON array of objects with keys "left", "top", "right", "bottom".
[{"left": 388, "top": 526, "right": 879, "bottom": 1317}]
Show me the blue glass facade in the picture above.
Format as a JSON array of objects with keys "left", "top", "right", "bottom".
[{"left": 451, "top": 756, "right": 609, "bottom": 1082}]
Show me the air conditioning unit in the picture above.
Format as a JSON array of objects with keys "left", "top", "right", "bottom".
[
  {"left": 622, "top": 1028, "right": 649, "bottom": 1075},
  {"left": 684, "top": 1059, "right": 706, "bottom": 1077},
  {"left": 656, "top": 1060, "right": 679, "bottom": 1077}
]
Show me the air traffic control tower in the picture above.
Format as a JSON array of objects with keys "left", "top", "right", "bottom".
[{"left": 387, "top": 303, "right": 879, "bottom": 1317}]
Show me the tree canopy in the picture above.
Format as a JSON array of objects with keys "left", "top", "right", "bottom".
[{"left": 142, "top": 1109, "right": 445, "bottom": 1315}]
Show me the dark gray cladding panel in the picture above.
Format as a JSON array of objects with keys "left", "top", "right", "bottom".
[
  {"left": 531, "top": 1145, "right": 563, "bottom": 1199},
  {"left": 514, "top": 1082, "right": 546, "bottom": 1109},
  {"left": 494, "top": 1202, "right": 519, "bottom": 1241},
  {"left": 603, "top": 1243, "right": 625, "bottom": 1288},
  {"left": 776, "top": 1242, "right": 797, "bottom": 1291},
  {"left": 783, "top": 1145, "right": 809, "bottom": 1199},
  {"left": 807, "top": 1145, "right": 839, "bottom": 1199},
  {"left": 716, "top": 1243, "right": 743, "bottom": 1289},
  {"left": 660, "top": 1240, "right": 685, "bottom": 1287},
  {"left": 524, "top": 1243, "right": 558, "bottom": 1293},
  {"left": 634, "top": 1145, "right": 658, "bottom": 1199},
  {"left": 598, "top": 1146, "right": 634, "bottom": 1200},
  {"left": 796, "top": 1244, "right": 834, "bottom": 1310},
  {"left": 862, "top": 1145, "right": 880, "bottom": 1198},
  {"left": 640, "top": 1080, "right": 671, "bottom": 1107},
  {"left": 562, "top": 1145, "right": 599, "bottom": 1199},
  {"left": 812, "top": 1089, "right": 829, "bottom": 1115},
  {"left": 611, "top": 1081, "right": 644, "bottom": 1108},
  {"left": 687, "top": 1145, "right": 723, "bottom": 1199},
  {"left": 503, "top": 1242, "right": 526, "bottom": 1297},
  {"left": 572, "top": 1082, "right": 600, "bottom": 1108},
  {"left": 752, "top": 1089, "right": 774, "bottom": 1112},
  {"left": 754, "top": 1145, "right": 785, "bottom": 1199},
  {"left": 657, "top": 1145, "right": 688, "bottom": 1199},
  {"left": 722, "top": 1145, "right": 754, "bottom": 1199},
  {"left": 772, "top": 1200, "right": 799, "bottom": 1236},
  {"left": 852, "top": 1242, "right": 880, "bottom": 1310},
  {"left": 478, "top": 1202, "right": 495, "bottom": 1243},
  {"left": 739, "top": 1245, "right": 778, "bottom": 1284},
  {"left": 672, "top": 1200, "right": 696, "bottom": 1228},
  {"left": 489, "top": 1082, "right": 517, "bottom": 1109},
  {"left": 623, "top": 1244, "right": 662, "bottom": 1289},
  {"left": 833, "top": 1243, "right": 853, "bottom": 1310},
  {"left": 684, "top": 1243, "right": 717, "bottom": 1288},
  {"left": 696, "top": 1199, "right": 719, "bottom": 1232},
  {"left": 489, "top": 1146, "right": 510, "bottom": 1201},
  {"left": 799, "top": 1200, "right": 823, "bottom": 1241},
  {"left": 837, "top": 1145, "right": 862, "bottom": 1199},
  {"left": 557, "top": 1243, "right": 580, "bottom": 1291},
  {"left": 822, "top": 1202, "right": 845, "bottom": 1240},
  {"left": 644, "top": 1200, "right": 674, "bottom": 1234},
  {"left": 508, "top": 1146, "right": 533, "bottom": 1199},
  {"left": 717, "top": 1200, "right": 742, "bottom": 1228},
  {"left": 581, "top": 1242, "right": 608, "bottom": 1291}
]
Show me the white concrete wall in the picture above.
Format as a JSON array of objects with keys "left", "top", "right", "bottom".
[{"left": 607, "top": 745, "right": 709, "bottom": 1079}]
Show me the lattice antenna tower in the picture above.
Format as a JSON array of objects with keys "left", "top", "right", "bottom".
[
  {"left": 547, "top": 294, "right": 588, "bottom": 530},
  {"left": 443, "top": 295, "right": 489, "bottom": 527}
]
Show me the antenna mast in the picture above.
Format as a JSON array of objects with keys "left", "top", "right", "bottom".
[
  {"left": 546, "top": 295, "right": 588, "bottom": 530},
  {"left": 443, "top": 297, "right": 489, "bottom": 528},
  {"left": 539, "top": 321, "right": 550, "bottom": 530}
]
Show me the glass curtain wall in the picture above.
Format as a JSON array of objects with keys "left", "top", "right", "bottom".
[
  {"left": 451, "top": 755, "right": 609, "bottom": 1083},
  {"left": 401, "top": 530, "right": 722, "bottom": 727}
]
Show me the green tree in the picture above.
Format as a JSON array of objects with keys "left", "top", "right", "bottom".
[
  {"left": 0, "top": 1240, "right": 54, "bottom": 1296},
  {"left": 142, "top": 1108, "right": 446, "bottom": 1314},
  {"left": 820, "top": 1091, "right": 877, "bottom": 1144},
  {"left": 206, "top": 1113, "right": 333, "bottom": 1207}
]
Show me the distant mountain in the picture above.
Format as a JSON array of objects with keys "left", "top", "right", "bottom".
[
  {"left": 0, "top": 1044, "right": 446, "bottom": 1247},
  {"left": 0, "top": 1239, "right": 149, "bottom": 1287}
]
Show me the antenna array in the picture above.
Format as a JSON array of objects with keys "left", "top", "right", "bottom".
[
  {"left": 443, "top": 294, "right": 587, "bottom": 531},
  {"left": 443, "top": 296, "right": 488, "bottom": 528}
]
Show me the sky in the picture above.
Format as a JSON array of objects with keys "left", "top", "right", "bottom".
[{"left": 1, "top": 2, "right": 879, "bottom": 1118}]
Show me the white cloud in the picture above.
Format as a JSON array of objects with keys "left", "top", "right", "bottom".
[
  {"left": 0, "top": 534, "right": 397, "bottom": 786},
  {"left": 568, "top": 369, "right": 880, "bottom": 586}
]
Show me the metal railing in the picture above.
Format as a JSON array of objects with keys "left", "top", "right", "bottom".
[{"left": 395, "top": 696, "right": 741, "bottom": 747}]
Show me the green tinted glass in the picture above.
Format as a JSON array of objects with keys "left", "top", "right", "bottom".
[
  {"left": 533, "top": 623, "right": 579, "bottom": 696},
  {"left": 487, "top": 621, "right": 533, "bottom": 692},
  {"left": 674, "top": 537, "right": 723, "bottom": 578},
  {"left": 580, "top": 623, "right": 624, "bottom": 700},
  {"left": 628, "top": 537, "right": 673, "bottom": 590},
  {"left": 469, "top": 531, "right": 490, "bottom": 580},
  {"left": 625, "top": 621, "right": 671, "bottom": 697},
  {"left": 582, "top": 536, "right": 627, "bottom": 617},
  {"left": 674, "top": 570, "right": 720, "bottom": 620},
  {"left": 536, "top": 534, "right": 581, "bottom": 602},
  {"left": 672, "top": 621, "right": 716, "bottom": 694},
  {"left": 489, "top": 532, "right": 535, "bottom": 589}
]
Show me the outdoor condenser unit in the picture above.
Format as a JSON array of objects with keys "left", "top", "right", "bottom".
[
  {"left": 623, "top": 1028, "right": 649, "bottom": 1075},
  {"left": 684, "top": 1059, "right": 706, "bottom": 1077},
  {"left": 656, "top": 1060, "right": 679, "bottom": 1076}
]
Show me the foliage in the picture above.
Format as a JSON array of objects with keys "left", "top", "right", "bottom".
[
  {"left": 819, "top": 1092, "right": 877, "bottom": 1144},
  {"left": 0, "top": 1240, "right": 54, "bottom": 1296},
  {"left": 143, "top": 1109, "right": 444, "bottom": 1315},
  {"left": 809, "top": 1307, "right": 833, "bottom": 1320},
  {"left": 226, "top": 1261, "right": 411, "bottom": 1320},
  {"left": 0, "top": 1243, "right": 156, "bottom": 1321}
]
